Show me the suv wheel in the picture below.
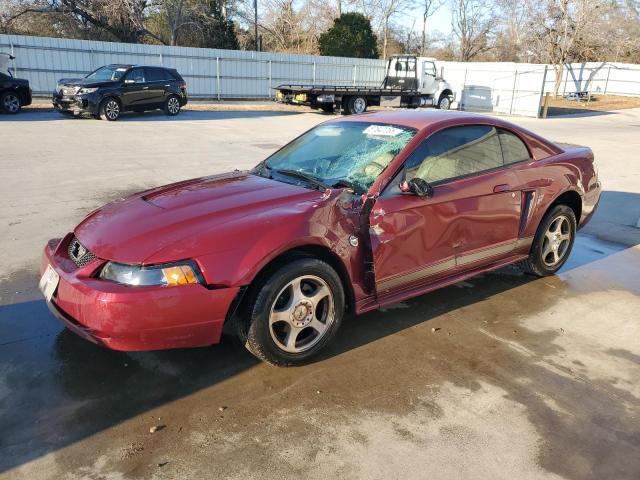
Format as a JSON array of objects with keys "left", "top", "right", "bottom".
[
  {"left": 1, "top": 91, "right": 21, "bottom": 114},
  {"left": 237, "top": 258, "right": 345, "bottom": 366},
  {"left": 99, "top": 98, "right": 120, "bottom": 121},
  {"left": 164, "top": 95, "right": 181, "bottom": 116},
  {"left": 520, "top": 204, "right": 576, "bottom": 276}
]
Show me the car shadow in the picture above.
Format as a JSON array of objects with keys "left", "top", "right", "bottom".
[
  {"left": 0, "top": 108, "right": 306, "bottom": 122},
  {"left": 0, "top": 190, "right": 635, "bottom": 473}
]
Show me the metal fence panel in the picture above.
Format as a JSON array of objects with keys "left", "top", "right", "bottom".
[{"left": 2, "top": 34, "right": 638, "bottom": 117}]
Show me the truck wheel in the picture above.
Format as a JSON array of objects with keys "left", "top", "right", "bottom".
[
  {"left": 348, "top": 96, "right": 368, "bottom": 114},
  {"left": 237, "top": 258, "right": 345, "bottom": 366},
  {"left": 436, "top": 94, "right": 452, "bottom": 110}
]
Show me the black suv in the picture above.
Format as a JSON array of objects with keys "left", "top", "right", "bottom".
[
  {"left": 0, "top": 69, "right": 32, "bottom": 114},
  {"left": 53, "top": 64, "right": 188, "bottom": 120}
]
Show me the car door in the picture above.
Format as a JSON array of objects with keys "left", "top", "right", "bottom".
[
  {"left": 121, "top": 67, "right": 149, "bottom": 108},
  {"left": 369, "top": 124, "right": 522, "bottom": 297},
  {"left": 144, "top": 67, "right": 170, "bottom": 107},
  {"left": 420, "top": 60, "right": 438, "bottom": 95}
]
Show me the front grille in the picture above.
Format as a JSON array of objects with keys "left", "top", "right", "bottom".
[
  {"left": 59, "top": 86, "right": 79, "bottom": 96},
  {"left": 67, "top": 237, "right": 97, "bottom": 268}
]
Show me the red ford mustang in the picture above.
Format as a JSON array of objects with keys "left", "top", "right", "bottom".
[{"left": 40, "top": 111, "right": 601, "bottom": 365}]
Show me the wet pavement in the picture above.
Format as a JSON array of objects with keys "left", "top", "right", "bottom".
[{"left": 1, "top": 109, "right": 640, "bottom": 479}]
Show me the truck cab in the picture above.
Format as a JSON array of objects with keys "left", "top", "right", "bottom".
[{"left": 384, "top": 55, "right": 453, "bottom": 108}]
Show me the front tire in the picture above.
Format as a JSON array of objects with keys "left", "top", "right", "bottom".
[
  {"left": 1, "top": 91, "right": 21, "bottom": 114},
  {"left": 99, "top": 97, "right": 120, "bottom": 121},
  {"left": 164, "top": 95, "right": 181, "bottom": 116},
  {"left": 238, "top": 258, "right": 345, "bottom": 366},
  {"left": 436, "top": 93, "right": 452, "bottom": 110},
  {"left": 520, "top": 204, "right": 576, "bottom": 276}
]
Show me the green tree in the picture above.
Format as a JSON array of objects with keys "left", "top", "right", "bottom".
[{"left": 318, "top": 12, "right": 379, "bottom": 58}]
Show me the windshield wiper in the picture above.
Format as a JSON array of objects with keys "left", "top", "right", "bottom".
[
  {"left": 332, "top": 179, "right": 361, "bottom": 193},
  {"left": 272, "top": 169, "right": 329, "bottom": 191}
]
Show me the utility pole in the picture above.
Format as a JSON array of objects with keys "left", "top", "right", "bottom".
[{"left": 254, "top": 0, "right": 259, "bottom": 52}]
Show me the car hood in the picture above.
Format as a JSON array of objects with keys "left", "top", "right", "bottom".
[
  {"left": 9, "top": 77, "right": 29, "bottom": 86},
  {"left": 58, "top": 78, "right": 117, "bottom": 88},
  {"left": 74, "top": 172, "right": 327, "bottom": 264}
]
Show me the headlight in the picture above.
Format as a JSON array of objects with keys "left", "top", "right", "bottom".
[
  {"left": 100, "top": 261, "right": 202, "bottom": 287},
  {"left": 78, "top": 87, "right": 99, "bottom": 94}
]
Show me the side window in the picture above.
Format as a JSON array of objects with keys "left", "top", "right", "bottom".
[
  {"left": 405, "top": 125, "right": 503, "bottom": 184},
  {"left": 424, "top": 62, "right": 436, "bottom": 77},
  {"left": 126, "top": 68, "right": 145, "bottom": 83},
  {"left": 499, "top": 129, "right": 531, "bottom": 164},
  {"left": 145, "top": 67, "right": 167, "bottom": 82}
]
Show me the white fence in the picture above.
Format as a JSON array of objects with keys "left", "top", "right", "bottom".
[
  {"left": 0, "top": 34, "right": 386, "bottom": 99},
  {"left": 1, "top": 34, "right": 639, "bottom": 118},
  {"left": 544, "top": 62, "right": 640, "bottom": 97}
]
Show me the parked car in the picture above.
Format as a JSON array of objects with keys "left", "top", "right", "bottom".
[
  {"left": 39, "top": 111, "right": 601, "bottom": 365},
  {"left": 0, "top": 53, "right": 32, "bottom": 114},
  {"left": 52, "top": 64, "right": 188, "bottom": 120}
]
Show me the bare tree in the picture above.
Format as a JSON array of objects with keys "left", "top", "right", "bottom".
[
  {"left": 420, "top": 0, "right": 443, "bottom": 55},
  {"left": 450, "top": 0, "right": 494, "bottom": 61},
  {"left": 528, "top": 0, "right": 605, "bottom": 94},
  {"left": 4, "top": 0, "right": 157, "bottom": 43}
]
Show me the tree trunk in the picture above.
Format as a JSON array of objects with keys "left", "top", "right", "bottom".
[{"left": 170, "top": 0, "right": 185, "bottom": 46}]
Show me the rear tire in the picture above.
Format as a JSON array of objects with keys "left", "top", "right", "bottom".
[
  {"left": 99, "top": 97, "right": 120, "bottom": 121},
  {"left": 1, "top": 91, "right": 21, "bottom": 114},
  {"left": 164, "top": 95, "right": 181, "bottom": 116},
  {"left": 347, "top": 96, "right": 367, "bottom": 114},
  {"left": 237, "top": 258, "right": 345, "bottom": 366},
  {"left": 520, "top": 204, "right": 576, "bottom": 276}
]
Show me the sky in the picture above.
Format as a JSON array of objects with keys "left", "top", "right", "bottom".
[{"left": 396, "top": 4, "right": 454, "bottom": 37}]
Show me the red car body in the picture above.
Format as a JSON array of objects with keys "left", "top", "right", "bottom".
[{"left": 40, "top": 110, "right": 601, "bottom": 351}]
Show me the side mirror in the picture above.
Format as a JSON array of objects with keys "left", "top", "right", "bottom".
[{"left": 400, "top": 177, "right": 434, "bottom": 198}]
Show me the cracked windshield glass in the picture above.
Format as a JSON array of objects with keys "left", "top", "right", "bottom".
[{"left": 261, "top": 122, "right": 417, "bottom": 193}]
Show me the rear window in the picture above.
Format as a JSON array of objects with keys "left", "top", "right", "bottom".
[{"left": 499, "top": 129, "right": 531, "bottom": 164}]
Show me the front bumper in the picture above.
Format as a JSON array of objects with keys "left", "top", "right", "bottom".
[
  {"left": 40, "top": 235, "right": 240, "bottom": 351},
  {"left": 52, "top": 92, "right": 100, "bottom": 115}
]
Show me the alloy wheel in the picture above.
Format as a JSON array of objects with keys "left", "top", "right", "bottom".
[
  {"left": 439, "top": 96, "right": 451, "bottom": 110},
  {"left": 269, "top": 275, "right": 335, "bottom": 354},
  {"left": 3, "top": 93, "right": 20, "bottom": 113},
  {"left": 105, "top": 100, "right": 119, "bottom": 120},
  {"left": 167, "top": 97, "right": 180, "bottom": 114},
  {"left": 542, "top": 215, "right": 571, "bottom": 267}
]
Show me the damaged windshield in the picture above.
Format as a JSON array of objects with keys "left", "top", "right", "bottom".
[{"left": 259, "top": 122, "right": 416, "bottom": 193}]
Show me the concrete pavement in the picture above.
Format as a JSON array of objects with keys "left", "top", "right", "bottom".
[{"left": 0, "top": 107, "right": 639, "bottom": 479}]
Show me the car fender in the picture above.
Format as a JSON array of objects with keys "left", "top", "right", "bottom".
[{"left": 195, "top": 213, "right": 355, "bottom": 286}]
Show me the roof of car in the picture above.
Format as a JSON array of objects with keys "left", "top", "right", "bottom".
[
  {"left": 333, "top": 110, "right": 499, "bottom": 131},
  {"left": 105, "top": 64, "right": 174, "bottom": 69}
]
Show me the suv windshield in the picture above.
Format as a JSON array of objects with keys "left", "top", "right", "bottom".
[
  {"left": 261, "top": 122, "right": 416, "bottom": 193},
  {"left": 86, "top": 66, "right": 127, "bottom": 82}
]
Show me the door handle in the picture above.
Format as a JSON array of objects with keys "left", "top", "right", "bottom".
[
  {"left": 142, "top": 86, "right": 149, "bottom": 90},
  {"left": 493, "top": 184, "right": 511, "bottom": 193}
]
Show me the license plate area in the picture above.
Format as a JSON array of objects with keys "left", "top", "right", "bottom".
[{"left": 39, "top": 264, "right": 60, "bottom": 302}]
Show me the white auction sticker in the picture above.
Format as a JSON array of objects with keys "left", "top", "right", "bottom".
[{"left": 363, "top": 125, "right": 405, "bottom": 136}]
